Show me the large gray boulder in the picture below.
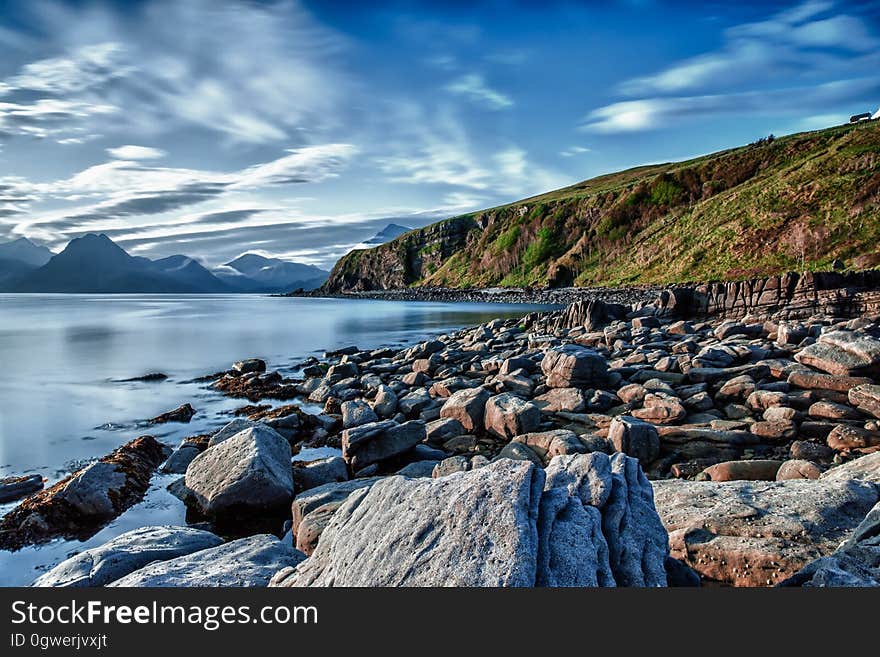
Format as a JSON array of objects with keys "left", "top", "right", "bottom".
[
  {"left": 272, "top": 459, "right": 544, "bottom": 587},
  {"left": 33, "top": 526, "right": 223, "bottom": 587},
  {"left": 541, "top": 344, "right": 610, "bottom": 388},
  {"left": 271, "top": 453, "right": 669, "bottom": 588},
  {"left": 539, "top": 453, "right": 668, "bottom": 586},
  {"left": 208, "top": 418, "right": 257, "bottom": 447},
  {"left": 183, "top": 425, "right": 293, "bottom": 518},
  {"left": 794, "top": 331, "right": 880, "bottom": 377},
  {"left": 341, "top": 420, "right": 426, "bottom": 470},
  {"left": 341, "top": 400, "right": 378, "bottom": 429},
  {"left": 108, "top": 535, "right": 305, "bottom": 587},
  {"left": 293, "top": 456, "right": 349, "bottom": 493}
]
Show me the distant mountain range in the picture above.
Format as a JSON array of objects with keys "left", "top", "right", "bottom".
[{"left": 0, "top": 234, "right": 329, "bottom": 294}]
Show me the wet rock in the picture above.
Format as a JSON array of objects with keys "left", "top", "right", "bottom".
[
  {"left": 232, "top": 359, "right": 266, "bottom": 375},
  {"left": 0, "top": 436, "right": 170, "bottom": 550},
  {"left": 149, "top": 403, "right": 196, "bottom": 424},
  {"left": 607, "top": 416, "right": 660, "bottom": 464},
  {"left": 439, "top": 387, "right": 491, "bottom": 433},
  {"left": 160, "top": 445, "right": 202, "bottom": 475},
  {"left": 183, "top": 425, "right": 293, "bottom": 520},
  {"left": 109, "top": 535, "right": 306, "bottom": 587},
  {"left": 33, "top": 526, "right": 223, "bottom": 587},
  {"left": 341, "top": 420, "right": 426, "bottom": 471},
  {"left": 0, "top": 474, "right": 43, "bottom": 504},
  {"left": 484, "top": 393, "right": 541, "bottom": 440}
]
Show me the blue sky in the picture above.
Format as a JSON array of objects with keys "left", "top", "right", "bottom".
[{"left": 0, "top": 0, "right": 878, "bottom": 267}]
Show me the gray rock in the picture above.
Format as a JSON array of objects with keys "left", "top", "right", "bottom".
[
  {"left": 496, "top": 441, "right": 544, "bottom": 466},
  {"left": 55, "top": 462, "right": 127, "bottom": 517},
  {"left": 232, "top": 359, "right": 266, "bottom": 374},
  {"left": 0, "top": 474, "right": 43, "bottom": 504},
  {"left": 272, "top": 459, "right": 544, "bottom": 587},
  {"left": 33, "top": 526, "right": 223, "bottom": 587},
  {"left": 820, "top": 451, "right": 880, "bottom": 484},
  {"left": 108, "top": 535, "right": 305, "bottom": 587},
  {"left": 293, "top": 456, "right": 349, "bottom": 493},
  {"left": 607, "top": 415, "right": 660, "bottom": 464},
  {"left": 184, "top": 425, "right": 293, "bottom": 518},
  {"left": 371, "top": 385, "right": 398, "bottom": 419},
  {"left": 512, "top": 429, "right": 587, "bottom": 462},
  {"left": 541, "top": 344, "right": 610, "bottom": 388},
  {"left": 340, "top": 400, "right": 378, "bottom": 429},
  {"left": 425, "top": 417, "right": 466, "bottom": 445},
  {"left": 341, "top": 420, "right": 426, "bottom": 470},
  {"left": 160, "top": 445, "right": 201, "bottom": 474},
  {"left": 208, "top": 418, "right": 256, "bottom": 447},
  {"left": 541, "top": 452, "right": 668, "bottom": 586},
  {"left": 795, "top": 331, "right": 880, "bottom": 377},
  {"left": 395, "top": 460, "right": 440, "bottom": 478},
  {"left": 292, "top": 477, "right": 382, "bottom": 534}
]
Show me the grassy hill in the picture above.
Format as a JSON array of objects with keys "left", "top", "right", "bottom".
[{"left": 324, "top": 120, "right": 880, "bottom": 292}]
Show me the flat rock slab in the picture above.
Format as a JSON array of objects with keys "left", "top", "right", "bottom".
[
  {"left": 108, "top": 535, "right": 305, "bottom": 587},
  {"left": 33, "top": 526, "right": 223, "bottom": 587},
  {"left": 652, "top": 478, "right": 879, "bottom": 586}
]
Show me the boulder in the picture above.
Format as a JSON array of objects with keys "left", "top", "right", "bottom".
[
  {"left": 291, "top": 477, "right": 382, "bottom": 535},
  {"left": 340, "top": 400, "right": 378, "bottom": 429},
  {"left": 208, "top": 418, "right": 257, "bottom": 447},
  {"left": 484, "top": 393, "right": 541, "bottom": 440},
  {"left": 699, "top": 460, "right": 783, "bottom": 482},
  {"left": 292, "top": 456, "right": 348, "bottom": 493},
  {"left": 371, "top": 385, "right": 398, "bottom": 419},
  {"left": 341, "top": 420, "right": 426, "bottom": 470},
  {"left": 826, "top": 425, "right": 880, "bottom": 451},
  {"left": 0, "top": 436, "right": 170, "bottom": 550},
  {"left": 652, "top": 478, "right": 878, "bottom": 586},
  {"left": 780, "top": 501, "right": 880, "bottom": 587},
  {"left": 183, "top": 425, "right": 293, "bottom": 519},
  {"left": 534, "top": 387, "right": 587, "bottom": 413},
  {"left": 820, "top": 452, "right": 880, "bottom": 484},
  {"left": 232, "top": 358, "right": 266, "bottom": 374},
  {"left": 541, "top": 344, "right": 610, "bottom": 388},
  {"left": 631, "top": 394, "right": 687, "bottom": 425},
  {"left": 271, "top": 453, "right": 668, "bottom": 587},
  {"left": 849, "top": 384, "right": 880, "bottom": 419},
  {"left": 439, "top": 387, "right": 491, "bottom": 433},
  {"left": 425, "top": 417, "right": 465, "bottom": 445},
  {"left": 33, "top": 526, "right": 223, "bottom": 587},
  {"left": 607, "top": 416, "right": 660, "bottom": 464},
  {"left": 108, "top": 535, "right": 306, "bottom": 587},
  {"left": 0, "top": 474, "right": 43, "bottom": 504},
  {"left": 512, "top": 429, "right": 587, "bottom": 462},
  {"left": 776, "top": 460, "right": 822, "bottom": 480},
  {"left": 149, "top": 403, "right": 196, "bottom": 424},
  {"left": 794, "top": 331, "right": 880, "bottom": 377}
]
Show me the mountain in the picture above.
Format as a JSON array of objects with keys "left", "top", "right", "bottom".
[
  {"left": 364, "top": 223, "right": 412, "bottom": 245},
  {"left": 7, "top": 234, "right": 215, "bottom": 293},
  {"left": 325, "top": 120, "right": 880, "bottom": 292},
  {"left": 151, "top": 255, "right": 230, "bottom": 292},
  {"left": 0, "top": 237, "right": 53, "bottom": 267},
  {"left": 213, "top": 254, "right": 328, "bottom": 292}
]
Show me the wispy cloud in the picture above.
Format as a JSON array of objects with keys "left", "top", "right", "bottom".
[
  {"left": 106, "top": 145, "right": 167, "bottom": 160},
  {"left": 560, "top": 146, "right": 592, "bottom": 157},
  {"left": 446, "top": 73, "right": 514, "bottom": 110}
]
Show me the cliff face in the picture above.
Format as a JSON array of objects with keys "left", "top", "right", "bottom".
[
  {"left": 323, "top": 216, "right": 479, "bottom": 292},
  {"left": 324, "top": 120, "right": 880, "bottom": 292}
]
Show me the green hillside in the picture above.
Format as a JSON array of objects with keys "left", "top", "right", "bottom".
[{"left": 324, "top": 120, "right": 880, "bottom": 291}]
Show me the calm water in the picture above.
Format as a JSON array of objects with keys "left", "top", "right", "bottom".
[{"left": 0, "top": 293, "right": 549, "bottom": 585}]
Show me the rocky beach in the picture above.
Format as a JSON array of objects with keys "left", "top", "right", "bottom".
[{"left": 0, "top": 270, "right": 878, "bottom": 587}]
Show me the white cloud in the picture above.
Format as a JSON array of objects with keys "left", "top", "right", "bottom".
[
  {"left": 106, "top": 145, "right": 167, "bottom": 160},
  {"left": 582, "top": 78, "right": 880, "bottom": 133},
  {"left": 446, "top": 73, "right": 514, "bottom": 110},
  {"left": 620, "top": 0, "right": 879, "bottom": 97},
  {"left": 0, "top": 98, "right": 117, "bottom": 141},
  {"left": 560, "top": 146, "right": 592, "bottom": 157},
  {"left": 0, "top": 0, "right": 351, "bottom": 144}
]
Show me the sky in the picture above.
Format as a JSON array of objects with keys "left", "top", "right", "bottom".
[{"left": 0, "top": 0, "right": 878, "bottom": 269}]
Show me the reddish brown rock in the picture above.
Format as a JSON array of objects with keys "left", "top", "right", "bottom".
[{"left": 700, "top": 460, "right": 783, "bottom": 482}]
